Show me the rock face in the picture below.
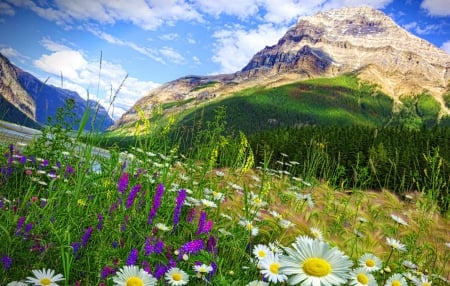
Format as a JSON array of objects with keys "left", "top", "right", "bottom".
[
  {"left": 0, "top": 53, "right": 114, "bottom": 131},
  {"left": 114, "top": 6, "right": 450, "bottom": 128}
]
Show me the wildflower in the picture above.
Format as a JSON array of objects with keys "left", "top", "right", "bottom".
[
  {"left": 295, "top": 193, "right": 314, "bottom": 208},
  {"left": 386, "top": 237, "right": 407, "bottom": 252},
  {"left": 414, "top": 274, "right": 432, "bottom": 286},
  {"left": 126, "top": 248, "right": 139, "bottom": 266},
  {"left": 118, "top": 172, "right": 129, "bottom": 194},
  {"left": 253, "top": 244, "right": 272, "bottom": 261},
  {"left": 246, "top": 281, "right": 269, "bottom": 286},
  {"left": 155, "top": 223, "right": 171, "bottom": 232},
  {"left": 112, "top": 265, "right": 157, "bottom": 286},
  {"left": 385, "top": 273, "right": 408, "bottom": 286},
  {"left": 1, "top": 255, "right": 13, "bottom": 270},
  {"left": 126, "top": 184, "right": 141, "bottom": 209},
  {"left": 358, "top": 253, "right": 382, "bottom": 272},
  {"left": 239, "top": 219, "right": 259, "bottom": 236},
  {"left": 148, "top": 183, "right": 165, "bottom": 225},
  {"left": 144, "top": 238, "right": 164, "bottom": 255},
  {"left": 15, "top": 216, "right": 26, "bottom": 235},
  {"left": 97, "top": 213, "right": 104, "bottom": 230},
  {"left": 390, "top": 214, "right": 409, "bottom": 226},
  {"left": 402, "top": 260, "right": 418, "bottom": 270},
  {"left": 179, "top": 239, "right": 204, "bottom": 255},
  {"left": 348, "top": 267, "right": 377, "bottom": 286},
  {"left": 101, "top": 265, "right": 115, "bottom": 279},
  {"left": 193, "top": 263, "right": 213, "bottom": 279},
  {"left": 165, "top": 267, "right": 189, "bottom": 285},
  {"left": 310, "top": 227, "right": 323, "bottom": 240},
  {"left": 77, "top": 199, "right": 86, "bottom": 206},
  {"left": 173, "top": 189, "right": 187, "bottom": 228},
  {"left": 6, "top": 282, "right": 28, "bottom": 286},
  {"left": 196, "top": 211, "right": 213, "bottom": 235},
  {"left": 201, "top": 199, "right": 217, "bottom": 208},
  {"left": 26, "top": 268, "right": 64, "bottom": 286},
  {"left": 81, "top": 227, "right": 93, "bottom": 247},
  {"left": 259, "top": 251, "right": 288, "bottom": 283},
  {"left": 280, "top": 236, "right": 353, "bottom": 286}
]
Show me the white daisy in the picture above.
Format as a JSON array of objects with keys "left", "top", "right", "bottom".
[
  {"left": 246, "top": 280, "right": 269, "bottom": 286},
  {"left": 390, "top": 214, "right": 409, "bottom": 226},
  {"left": 112, "top": 265, "right": 157, "bottom": 286},
  {"left": 201, "top": 199, "right": 217, "bottom": 208},
  {"left": 348, "top": 267, "right": 377, "bottom": 286},
  {"left": 239, "top": 219, "right": 259, "bottom": 236},
  {"left": 385, "top": 273, "right": 408, "bottom": 286},
  {"left": 358, "top": 253, "right": 382, "bottom": 272},
  {"left": 26, "top": 268, "right": 64, "bottom": 286},
  {"left": 414, "top": 274, "right": 432, "bottom": 286},
  {"left": 155, "top": 223, "right": 171, "bottom": 232},
  {"left": 7, "top": 282, "right": 28, "bottom": 286},
  {"left": 253, "top": 244, "right": 272, "bottom": 261},
  {"left": 165, "top": 267, "right": 189, "bottom": 285},
  {"left": 193, "top": 263, "right": 213, "bottom": 279},
  {"left": 386, "top": 237, "right": 407, "bottom": 252},
  {"left": 259, "top": 251, "right": 288, "bottom": 283},
  {"left": 310, "top": 227, "right": 323, "bottom": 240},
  {"left": 280, "top": 236, "right": 353, "bottom": 285}
]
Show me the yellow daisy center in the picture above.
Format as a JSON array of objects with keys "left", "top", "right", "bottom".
[
  {"left": 303, "top": 257, "right": 332, "bottom": 277},
  {"left": 270, "top": 262, "right": 280, "bottom": 274},
  {"left": 172, "top": 273, "right": 182, "bottom": 281},
  {"left": 391, "top": 280, "right": 401, "bottom": 286},
  {"left": 365, "top": 259, "right": 375, "bottom": 267},
  {"left": 357, "top": 273, "right": 369, "bottom": 284},
  {"left": 258, "top": 250, "right": 266, "bottom": 258},
  {"left": 126, "top": 276, "right": 144, "bottom": 286},
  {"left": 423, "top": 283, "right": 431, "bottom": 286},
  {"left": 40, "top": 278, "right": 52, "bottom": 286}
]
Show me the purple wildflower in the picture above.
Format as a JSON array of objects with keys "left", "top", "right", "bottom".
[
  {"left": 81, "top": 227, "right": 93, "bottom": 247},
  {"left": 126, "top": 248, "right": 139, "bottom": 266},
  {"left": 118, "top": 172, "right": 130, "bottom": 194},
  {"left": 97, "top": 213, "right": 104, "bottom": 230},
  {"left": 142, "top": 260, "right": 151, "bottom": 274},
  {"left": 179, "top": 239, "right": 204, "bottom": 256},
  {"left": 65, "top": 164, "right": 74, "bottom": 175},
  {"left": 207, "top": 235, "right": 217, "bottom": 255},
  {"left": 144, "top": 238, "right": 165, "bottom": 255},
  {"left": 186, "top": 208, "right": 196, "bottom": 223},
  {"left": 196, "top": 211, "right": 206, "bottom": 235},
  {"left": 101, "top": 265, "right": 115, "bottom": 279},
  {"left": 71, "top": 242, "right": 82, "bottom": 257},
  {"left": 173, "top": 189, "right": 187, "bottom": 230},
  {"left": 126, "top": 184, "right": 141, "bottom": 209},
  {"left": 15, "top": 216, "right": 25, "bottom": 235},
  {"left": 153, "top": 264, "right": 168, "bottom": 279},
  {"left": 1, "top": 255, "right": 12, "bottom": 270},
  {"left": 147, "top": 183, "right": 165, "bottom": 225}
]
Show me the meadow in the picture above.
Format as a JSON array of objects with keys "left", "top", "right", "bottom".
[{"left": 0, "top": 102, "right": 449, "bottom": 286}]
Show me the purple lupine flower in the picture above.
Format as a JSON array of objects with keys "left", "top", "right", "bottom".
[
  {"left": 23, "top": 223, "right": 33, "bottom": 238},
  {"left": 101, "top": 265, "right": 115, "bottom": 279},
  {"left": 153, "top": 264, "right": 168, "bottom": 279},
  {"left": 126, "top": 248, "right": 139, "bottom": 266},
  {"left": 1, "top": 255, "right": 12, "bottom": 270},
  {"left": 121, "top": 215, "right": 129, "bottom": 232},
  {"left": 97, "top": 213, "right": 104, "bottom": 230},
  {"left": 179, "top": 239, "right": 204, "bottom": 256},
  {"left": 126, "top": 184, "right": 141, "bottom": 209},
  {"left": 81, "top": 227, "right": 93, "bottom": 247},
  {"left": 147, "top": 183, "right": 165, "bottom": 225},
  {"left": 118, "top": 172, "right": 130, "bottom": 194},
  {"left": 173, "top": 189, "right": 187, "bottom": 229},
  {"left": 144, "top": 238, "right": 165, "bottom": 255},
  {"left": 142, "top": 260, "right": 151, "bottom": 274},
  {"left": 186, "top": 208, "right": 196, "bottom": 223},
  {"left": 206, "top": 235, "right": 217, "bottom": 255},
  {"left": 65, "top": 164, "right": 74, "bottom": 175},
  {"left": 19, "top": 155, "right": 26, "bottom": 164},
  {"left": 15, "top": 216, "right": 26, "bottom": 235},
  {"left": 71, "top": 242, "right": 82, "bottom": 257},
  {"left": 196, "top": 211, "right": 206, "bottom": 235}
]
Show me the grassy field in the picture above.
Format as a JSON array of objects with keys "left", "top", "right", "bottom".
[{"left": 1, "top": 114, "right": 449, "bottom": 285}]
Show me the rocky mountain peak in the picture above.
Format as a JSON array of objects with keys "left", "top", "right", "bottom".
[{"left": 114, "top": 6, "right": 450, "bottom": 129}]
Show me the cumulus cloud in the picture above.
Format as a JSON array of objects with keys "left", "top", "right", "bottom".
[
  {"left": 34, "top": 39, "right": 159, "bottom": 119},
  {"left": 0, "top": 2, "right": 15, "bottom": 16},
  {"left": 402, "top": 22, "right": 441, "bottom": 35},
  {"left": 212, "top": 23, "right": 287, "bottom": 73},
  {"left": 421, "top": 0, "right": 450, "bottom": 16},
  {"left": 0, "top": 47, "right": 19, "bottom": 58}
]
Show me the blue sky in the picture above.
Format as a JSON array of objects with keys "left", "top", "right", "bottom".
[{"left": 1, "top": 0, "right": 449, "bottom": 119}]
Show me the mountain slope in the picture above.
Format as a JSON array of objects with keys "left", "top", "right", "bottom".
[
  {"left": 113, "top": 6, "right": 450, "bottom": 129},
  {"left": 0, "top": 53, "right": 114, "bottom": 131}
]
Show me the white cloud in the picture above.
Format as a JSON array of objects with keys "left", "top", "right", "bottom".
[
  {"left": 160, "top": 33, "right": 179, "bottom": 41},
  {"left": 402, "top": 22, "right": 440, "bottom": 35},
  {"left": 159, "top": 47, "right": 185, "bottom": 64},
  {"left": 212, "top": 23, "right": 287, "bottom": 73},
  {"left": 0, "top": 2, "right": 15, "bottom": 16},
  {"left": 322, "top": 0, "right": 393, "bottom": 10},
  {"left": 421, "top": 0, "right": 450, "bottom": 16},
  {"left": 441, "top": 41, "right": 450, "bottom": 54},
  {"left": 0, "top": 47, "right": 19, "bottom": 58},
  {"left": 33, "top": 39, "right": 160, "bottom": 119},
  {"left": 7, "top": 0, "right": 203, "bottom": 30},
  {"left": 195, "top": 0, "right": 261, "bottom": 19}
]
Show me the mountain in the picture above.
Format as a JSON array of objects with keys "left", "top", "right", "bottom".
[
  {"left": 0, "top": 53, "right": 114, "bottom": 131},
  {"left": 113, "top": 6, "right": 450, "bottom": 129}
]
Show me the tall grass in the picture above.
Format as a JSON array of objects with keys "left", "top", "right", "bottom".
[{"left": 1, "top": 103, "right": 449, "bottom": 285}]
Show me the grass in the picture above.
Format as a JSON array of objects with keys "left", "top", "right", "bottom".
[{"left": 1, "top": 114, "right": 449, "bottom": 285}]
